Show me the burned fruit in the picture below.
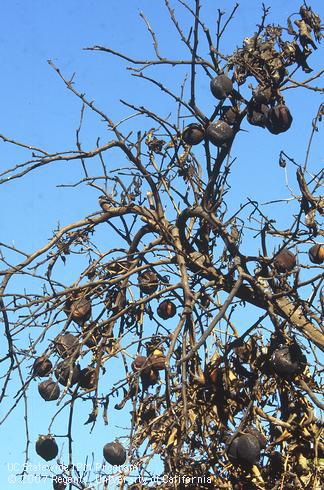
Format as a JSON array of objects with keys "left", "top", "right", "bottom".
[
  {"left": 247, "top": 104, "right": 269, "bottom": 128},
  {"left": 273, "top": 249, "right": 296, "bottom": 273},
  {"left": 103, "top": 441, "right": 127, "bottom": 466},
  {"left": 182, "top": 123, "right": 205, "bottom": 145},
  {"left": 55, "top": 333, "right": 80, "bottom": 359},
  {"left": 157, "top": 300, "right": 176, "bottom": 320},
  {"left": 308, "top": 244, "right": 324, "bottom": 264},
  {"left": 210, "top": 74, "right": 233, "bottom": 100},
  {"left": 138, "top": 270, "right": 159, "bottom": 294},
  {"left": 132, "top": 356, "right": 151, "bottom": 374},
  {"left": 266, "top": 105, "right": 292, "bottom": 134},
  {"left": 79, "top": 367, "right": 97, "bottom": 390},
  {"left": 55, "top": 361, "right": 81, "bottom": 386},
  {"left": 38, "top": 379, "right": 60, "bottom": 401},
  {"left": 270, "top": 345, "right": 302, "bottom": 377},
  {"left": 33, "top": 356, "right": 52, "bottom": 377},
  {"left": 35, "top": 435, "right": 58, "bottom": 461},
  {"left": 221, "top": 106, "right": 239, "bottom": 126},
  {"left": 206, "top": 121, "right": 233, "bottom": 147}
]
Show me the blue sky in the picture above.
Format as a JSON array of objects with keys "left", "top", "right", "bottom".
[{"left": 0, "top": 1, "right": 323, "bottom": 489}]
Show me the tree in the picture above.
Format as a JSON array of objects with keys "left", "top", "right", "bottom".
[{"left": 0, "top": 1, "right": 323, "bottom": 489}]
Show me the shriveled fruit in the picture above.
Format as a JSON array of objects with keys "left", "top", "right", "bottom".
[
  {"left": 68, "top": 297, "right": 91, "bottom": 324},
  {"left": 103, "top": 441, "right": 126, "bottom": 466},
  {"left": 33, "top": 356, "right": 52, "bottom": 377},
  {"left": 206, "top": 121, "right": 233, "bottom": 147},
  {"left": 55, "top": 361, "right": 80, "bottom": 386},
  {"left": 38, "top": 379, "right": 60, "bottom": 401},
  {"left": 157, "top": 300, "right": 176, "bottom": 320},
  {"left": 55, "top": 333, "right": 80, "bottom": 359},
  {"left": 252, "top": 85, "right": 272, "bottom": 105},
  {"left": 138, "top": 270, "right": 159, "bottom": 294},
  {"left": 35, "top": 435, "right": 58, "bottom": 461},
  {"left": 182, "top": 123, "right": 205, "bottom": 145},
  {"left": 245, "top": 428, "right": 267, "bottom": 449},
  {"left": 221, "top": 106, "right": 239, "bottom": 125},
  {"left": 308, "top": 244, "right": 324, "bottom": 264},
  {"left": 79, "top": 367, "right": 96, "bottom": 390},
  {"left": 270, "top": 345, "right": 302, "bottom": 377},
  {"left": 247, "top": 104, "right": 269, "bottom": 128},
  {"left": 266, "top": 105, "right": 292, "bottom": 134},
  {"left": 273, "top": 249, "right": 296, "bottom": 273},
  {"left": 210, "top": 74, "right": 233, "bottom": 100}
]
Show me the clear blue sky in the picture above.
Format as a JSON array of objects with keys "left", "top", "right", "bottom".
[{"left": 0, "top": 1, "right": 323, "bottom": 489}]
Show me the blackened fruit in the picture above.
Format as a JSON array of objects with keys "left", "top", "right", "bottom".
[
  {"left": 308, "top": 244, "right": 324, "bottom": 264},
  {"left": 52, "top": 475, "right": 67, "bottom": 490},
  {"left": 79, "top": 367, "right": 96, "bottom": 390},
  {"left": 245, "top": 428, "right": 267, "bottom": 449},
  {"left": 55, "top": 333, "right": 80, "bottom": 359},
  {"left": 236, "top": 434, "right": 261, "bottom": 465},
  {"left": 103, "top": 441, "right": 127, "bottom": 466},
  {"left": 33, "top": 356, "right": 52, "bottom": 377},
  {"left": 252, "top": 86, "right": 272, "bottom": 105},
  {"left": 227, "top": 436, "right": 239, "bottom": 461},
  {"left": 247, "top": 104, "right": 269, "bottom": 128},
  {"left": 210, "top": 75, "right": 233, "bottom": 100},
  {"left": 138, "top": 270, "right": 159, "bottom": 294},
  {"left": 206, "top": 121, "right": 233, "bottom": 147},
  {"left": 69, "top": 297, "right": 91, "bottom": 324},
  {"left": 38, "top": 379, "right": 60, "bottom": 401},
  {"left": 266, "top": 105, "right": 292, "bottom": 135},
  {"left": 182, "top": 123, "right": 205, "bottom": 146},
  {"left": 273, "top": 249, "right": 296, "bottom": 273},
  {"left": 270, "top": 346, "right": 301, "bottom": 377},
  {"left": 221, "top": 106, "right": 239, "bottom": 126},
  {"left": 55, "top": 361, "right": 81, "bottom": 386},
  {"left": 35, "top": 435, "right": 58, "bottom": 461},
  {"left": 157, "top": 300, "right": 176, "bottom": 320}
]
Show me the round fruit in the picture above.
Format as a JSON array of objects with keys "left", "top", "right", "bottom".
[
  {"left": 79, "top": 367, "right": 96, "bottom": 390},
  {"left": 55, "top": 333, "right": 80, "bottom": 359},
  {"left": 138, "top": 270, "right": 159, "bottom": 294},
  {"left": 266, "top": 105, "right": 292, "bottom": 134},
  {"left": 308, "top": 244, "right": 324, "bottom": 264},
  {"left": 236, "top": 433, "right": 261, "bottom": 465},
  {"left": 69, "top": 297, "right": 91, "bottom": 324},
  {"left": 157, "top": 300, "right": 176, "bottom": 320},
  {"left": 245, "top": 428, "right": 267, "bottom": 449},
  {"left": 270, "top": 346, "right": 301, "bottom": 377},
  {"left": 273, "top": 249, "right": 296, "bottom": 273},
  {"left": 103, "top": 441, "right": 127, "bottom": 466},
  {"left": 52, "top": 476, "right": 67, "bottom": 490},
  {"left": 182, "top": 123, "right": 205, "bottom": 145},
  {"left": 227, "top": 436, "right": 240, "bottom": 461},
  {"left": 38, "top": 379, "right": 60, "bottom": 401},
  {"left": 33, "top": 356, "right": 52, "bottom": 377},
  {"left": 35, "top": 435, "right": 58, "bottom": 461},
  {"left": 55, "top": 361, "right": 80, "bottom": 386},
  {"left": 210, "top": 74, "right": 233, "bottom": 100},
  {"left": 206, "top": 121, "right": 233, "bottom": 147}
]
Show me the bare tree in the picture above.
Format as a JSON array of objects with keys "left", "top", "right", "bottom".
[{"left": 0, "top": 1, "right": 323, "bottom": 489}]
